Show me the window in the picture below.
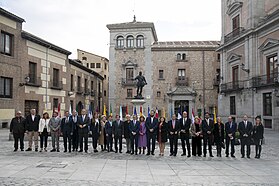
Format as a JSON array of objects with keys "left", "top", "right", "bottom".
[
  {"left": 232, "top": 66, "right": 239, "bottom": 88},
  {"left": 105, "top": 63, "right": 107, "bottom": 70},
  {"left": 266, "top": 55, "right": 278, "bottom": 82},
  {"left": 70, "top": 74, "right": 74, "bottom": 91},
  {"left": 29, "top": 62, "right": 37, "bottom": 84},
  {"left": 127, "top": 89, "right": 133, "bottom": 98},
  {"left": 104, "top": 90, "right": 107, "bottom": 97},
  {"left": 91, "top": 80, "right": 94, "bottom": 90},
  {"left": 53, "top": 98, "right": 58, "bottom": 110},
  {"left": 84, "top": 78, "right": 88, "bottom": 93},
  {"left": 263, "top": 93, "right": 272, "bottom": 116},
  {"left": 157, "top": 91, "right": 161, "bottom": 97},
  {"left": 82, "top": 56, "right": 87, "bottom": 61},
  {"left": 86, "top": 63, "right": 89, "bottom": 68},
  {"left": 232, "top": 15, "right": 240, "bottom": 30},
  {"left": 264, "top": 119, "right": 272, "bottom": 129},
  {"left": 104, "top": 75, "right": 107, "bottom": 79},
  {"left": 182, "top": 53, "right": 186, "bottom": 60},
  {"left": 90, "top": 63, "right": 95, "bottom": 68},
  {"left": 0, "top": 77, "right": 12, "bottom": 98},
  {"left": 77, "top": 76, "right": 81, "bottom": 92},
  {"left": 217, "top": 53, "right": 221, "bottom": 62},
  {"left": 136, "top": 35, "right": 144, "bottom": 48},
  {"left": 230, "top": 96, "right": 236, "bottom": 115},
  {"left": 126, "top": 68, "right": 134, "bottom": 82},
  {"left": 177, "top": 53, "right": 181, "bottom": 60},
  {"left": 159, "top": 70, "right": 164, "bottom": 79},
  {"left": 116, "top": 36, "right": 124, "bottom": 48},
  {"left": 96, "top": 63, "right": 101, "bottom": 68},
  {"left": 70, "top": 100, "right": 74, "bottom": 111},
  {"left": 178, "top": 69, "right": 186, "bottom": 80},
  {"left": 127, "top": 35, "right": 134, "bottom": 48},
  {"left": 52, "top": 68, "right": 60, "bottom": 87},
  {"left": 0, "top": 32, "right": 12, "bottom": 55}
]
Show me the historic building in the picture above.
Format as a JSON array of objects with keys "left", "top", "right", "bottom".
[
  {"left": 77, "top": 49, "right": 109, "bottom": 110},
  {"left": 217, "top": 0, "right": 279, "bottom": 130},
  {"left": 107, "top": 18, "right": 220, "bottom": 118},
  {"left": 0, "top": 8, "right": 105, "bottom": 127}
]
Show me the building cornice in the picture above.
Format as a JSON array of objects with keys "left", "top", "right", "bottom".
[{"left": 0, "top": 7, "right": 25, "bottom": 23}]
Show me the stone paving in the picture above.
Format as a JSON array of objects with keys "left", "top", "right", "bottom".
[{"left": 0, "top": 129, "right": 278, "bottom": 186}]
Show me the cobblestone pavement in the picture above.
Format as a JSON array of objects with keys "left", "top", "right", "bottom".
[{"left": 0, "top": 129, "right": 278, "bottom": 186}]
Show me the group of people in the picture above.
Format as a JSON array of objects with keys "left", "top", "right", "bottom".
[{"left": 9, "top": 109, "right": 264, "bottom": 159}]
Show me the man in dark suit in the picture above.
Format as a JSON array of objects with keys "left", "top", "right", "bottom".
[
  {"left": 25, "top": 109, "right": 41, "bottom": 152},
  {"left": 145, "top": 110, "right": 158, "bottom": 155},
  {"left": 225, "top": 116, "right": 237, "bottom": 158},
  {"left": 91, "top": 113, "right": 101, "bottom": 153},
  {"left": 123, "top": 115, "right": 131, "bottom": 153},
  {"left": 179, "top": 111, "right": 191, "bottom": 157},
  {"left": 112, "top": 115, "right": 124, "bottom": 153},
  {"left": 129, "top": 114, "right": 140, "bottom": 155},
  {"left": 105, "top": 115, "right": 114, "bottom": 152},
  {"left": 168, "top": 114, "right": 180, "bottom": 156},
  {"left": 71, "top": 110, "right": 79, "bottom": 152},
  {"left": 238, "top": 115, "right": 253, "bottom": 158},
  {"left": 61, "top": 111, "right": 73, "bottom": 153},
  {"left": 10, "top": 111, "right": 26, "bottom": 151},
  {"left": 202, "top": 112, "right": 214, "bottom": 157},
  {"left": 77, "top": 109, "right": 90, "bottom": 153}
]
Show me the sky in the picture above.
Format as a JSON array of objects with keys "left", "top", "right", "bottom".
[{"left": 0, "top": 0, "right": 221, "bottom": 58}]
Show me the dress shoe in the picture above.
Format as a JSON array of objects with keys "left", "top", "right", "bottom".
[
  {"left": 203, "top": 154, "right": 206, "bottom": 157},
  {"left": 146, "top": 153, "right": 150, "bottom": 156},
  {"left": 247, "top": 156, "right": 250, "bottom": 159},
  {"left": 26, "top": 148, "right": 32, "bottom": 151},
  {"left": 119, "top": 151, "right": 122, "bottom": 153},
  {"left": 35, "top": 148, "right": 38, "bottom": 152},
  {"left": 13, "top": 149, "right": 17, "bottom": 152},
  {"left": 170, "top": 153, "right": 173, "bottom": 156},
  {"left": 94, "top": 149, "right": 98, "bottom": 153},
  {"left": 69, "top": 150, "right": 71, "bottom": 153},
  {"left": 181, "top": 153, "right": 186, "bottom": 156},
  {"left": 210, "top": 155, "right": 214, "bottom": 157},
  {"left": 21, "top": 149, "right": 24, "bottom": 151},
  {"left": 85, "top": 150, "right": 88, "bottom": 153},
  {"left": 115, "top": 150, "right": 118, "bottom": 153},
  {"left": 151, "top": 152, "right": 155, "bottom": 155},
  {"left": 173, "top": 154, "right": 176, "bottom": 157},
  {"left": 241, "top": 155, "right": 244, "bottom": 158},
  {"left": 131, "top": 152, "right": 134, "bottom": 155},
  {"left": 50, "top": 149, "right": 56, "bottom": 152},
  {"left": 225, "top": 154, "right": 229, "bottom": 157},
  {"left": 64, "top": 150, "right": 67, "bottom": 153},
  {"left": 57, "top": 149, "right": 60, "bottom": 152},
  {"left": 78, "top": 150, "right": 83, "bottom": 152},
  {"left": 231, "top": 155, "right": 236, "bottom": 158},
  {"left": 187, "top": 155, "right": 191, "bottom": 157},
  {"left": 135, "top": 152, "right": 138, "bottom": 155}
]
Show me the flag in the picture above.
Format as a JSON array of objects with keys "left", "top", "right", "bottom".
[
  {"left": 162, "top": 107, "right": 166, "bottom": 118},
  {"left": 213, "top": 107, "right": 217, "bottom": 124},
  {"left": 133, "top": 106, "right": 137, "bottom": 116},
  {"left": 177, "top": 106, "right": 182, "bottom": 119},
  {"left": 155, "top": 107, "right": 159, "bottom": 118},
  {"left": 191, "top": 108, "right": 195, "bottom": 124},
  {"left": 103, "top": 104, "right": 107, "bottom": 116},
  {"left": 147, "top": 105, "right": 150, "bottom": 117},
  {"left": 140, "top": 105, "right": 143, "bottom": 116},
  {"left": 57, "top": 103, "right": 61, "bottom": 117},
  {"left": 69, "top": 103, "right": 72, "bottom": 115},
  {"left": 110, "top": 104, "right": 113, "bottom": 116},
  {"left": 95, "top": 105, "right": 99, "bottom": 113},
  {"left": 119, "top": 105, "right": 123, "bottom": 121},
  {"left": 126, "top": 105, "right": 128, "bottom": 115}
]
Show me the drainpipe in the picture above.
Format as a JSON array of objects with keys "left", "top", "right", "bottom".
[
  {"left": 202, "top": 51, "right": 206, "bottom": 117},
  {"left": 45, "top": 45, "right": 51, "bottom": 110}
]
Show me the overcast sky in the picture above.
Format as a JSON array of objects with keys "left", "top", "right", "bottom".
[{"left": 1, "top": 0, "right": 221, "bottom": 58}]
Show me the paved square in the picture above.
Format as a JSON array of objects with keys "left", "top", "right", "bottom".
[{"left": 0, "top": 129, "right": 278, "bottom": 186}]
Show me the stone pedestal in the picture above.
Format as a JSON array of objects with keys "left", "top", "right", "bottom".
[{"left": 131, "top": 99, "right": 146, "bottom": 117}]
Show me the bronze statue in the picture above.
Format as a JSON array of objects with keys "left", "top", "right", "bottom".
[{"left": 134, "top": 71, "right": 147, "bottom": 99}]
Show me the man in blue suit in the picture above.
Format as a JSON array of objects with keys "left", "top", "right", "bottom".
[
  {"left": 129, "top": 114, "right": 140, "bottom": 155},
  {"left": 61, "top": 111, "right": 73, "bottom": 153},
  {"left": 77, "top": 109, "right": 90, "bottom": 153},
  {"left": 145, "top": 110, "right": 158, "bottom": 155},
  {"left": 225, "top": 116, "right": 237, "bottom": 158},
  {"left": 238, "top": 115, "right": 253, "bottom": 158},
  {"left": 105, "top": 115, "right": 114, "bottom": 152}
]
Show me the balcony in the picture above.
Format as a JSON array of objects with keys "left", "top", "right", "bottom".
[
  {"left": 76, "top": 87, "right": 83, "bottom": 95},
  {"left": 251, "top": 73, "right": 279, "bottom": 88},
  {"left": 26, "top": 74, "right": 42, "bottom": 87},
  {"left": 224, "top": 27, "right": 245, "bottom": 43},
  {"left": 50, "top": 80, "right": 63, "bottom": 90},
  {"left": 213, "top": 78, "right": 220, "bottom": 86},
  {"left": 90, "top": 90, "right": 95, "bottom": 97},
  {"left": 84, "top": 88, "right": 90, "bottom": 96},
  {"left": 121, "top": 78, "right": 136, "bottom": 86},
  {"left": 220, "top": 80, "right": 245, "bottom": 93},
  {"left": 176, "top": 77, "right": 188, "bottom": 86}
]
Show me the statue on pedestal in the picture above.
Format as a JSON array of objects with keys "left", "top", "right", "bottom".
[{"left": 134, "top": 71, "right": 147, "bottom": 99}]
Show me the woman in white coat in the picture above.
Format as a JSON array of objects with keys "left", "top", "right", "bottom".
[{"left": 38, "top": 112, "right": 50, "bottom": 152}]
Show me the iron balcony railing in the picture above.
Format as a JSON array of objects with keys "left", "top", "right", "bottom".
[
  {"left": 50, "top": 80, "right": 63, "bottom": 90},
  {"left": 26, "top": 74, "right": 42, "bottom": 87},
  {"left": 251, "top": 72, "right": 279, "bottom": 88},
  {"left": 220, "top": 80, "right": 245, "bottom": 93},
  {"left": 176, "top": 77, "right": 188, "bottom": 86},
  {"left": 224, "top": 27, "right": 245, "bottom": 43},
  {"left": 121, "top": 78, "right": 136, "bottom": 86}
]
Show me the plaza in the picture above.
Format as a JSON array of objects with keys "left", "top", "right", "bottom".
[{"left": 0, "top": 129, "right": 278, "bottom": 186}]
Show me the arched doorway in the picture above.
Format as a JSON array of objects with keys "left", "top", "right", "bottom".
[{"left": 174, "top": 100, "right": 189, "bottom": 115}]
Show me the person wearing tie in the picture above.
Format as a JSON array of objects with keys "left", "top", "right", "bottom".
[
  {"left": 168, "top": 114, "right": 180, "bottom": 156},
  {"left": 77, "top": 109, "right": 90, "bottom": 153},
  {"left": 49, "top": 111, "right": 61, "bottom": 152},
  {"left": 91, "top": 112, "right": 101, "bottom": 153},
  {"left": 25, "top": 109, "right": 41, "bottom": 152},
  {"left": 10, "top": 111, "right": 26, "bottom": 152},
  {"left": 179, "top": 111, "right": 191, "bottom": 157},
  {"left": 129, "top": 115, "right": 140, "bottom": 155},
  {"left": 61, "top": 111, "right": 73, "bottom": 153},
  {"left": 225, "top": 116, "right": 237, "bottom": 158},
  {"left": 201, "top": 112, "right": 214, "bottom": 157},
  {"left": 238, "top": 115, "right": 253, "bottom": 158},
  {"left": 105, "top": 115, "right": 114, "bottom": 152},
  {"left": 71, "top": 110, "right": 79, "bottom": 152},
  {"left": 145, "top": 110, "right": 158, "bottom": 155},
  {"left": 112, "top": 114, "right": 124, "bottom": 153}
]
